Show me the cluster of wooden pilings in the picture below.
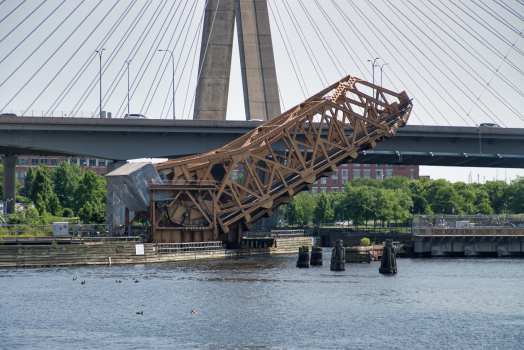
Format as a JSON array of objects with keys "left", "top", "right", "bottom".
[
  {"left": 379, "top": 239, "right": 397, "bottom": 274},
  {"left": 296, "top": 245, "right": 323, "bottom": 268}
]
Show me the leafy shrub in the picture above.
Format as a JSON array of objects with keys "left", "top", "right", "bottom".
[{"left": 360, "top": 237, "right": 371, "bottom": 246}]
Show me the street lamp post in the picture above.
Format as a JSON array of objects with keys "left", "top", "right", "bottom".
[
  {"left": 376, "top": 62, "right": 388, "bottom": 86},
  {"left": 95, "top": 49, "right": 105, "bottom": 118},
  {"left": 367, "top": 57, "right": 379, "bottom": 98},
  {"left": 126, "top": 60, "right": 132, "bottom": 115},
  {"left": 158, "top": 49, "right": 175, "bottom": 119}
]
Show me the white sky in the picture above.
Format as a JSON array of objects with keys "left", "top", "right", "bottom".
[{"left": 0, "top": 0, "right": 523, "bottom": 183}]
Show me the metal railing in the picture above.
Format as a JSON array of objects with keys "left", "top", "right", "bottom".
[
  {"left": 413, "top": 227, "right": 524, "bottom": 237},
  {"left": 0, "top": 224, "right": 148, "bottom": 238},
  {"left": 156, "top": 241, "right": 223, "bottom": 253},
  {"left": 244, "top": 229, "right": 305, "bottom": 238},
  {"left": 0, "top": 110, "right": 98, "bottom": 118}
]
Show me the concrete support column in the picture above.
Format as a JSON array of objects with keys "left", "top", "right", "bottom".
[
  {"left": 193, "top": 0, "right": 235, "bottom": 121},
  {"left": 235, "top": 0, "right": 281, "bottom": 120},
  {"left": 1, "top": 155, "right": 17, "bottom": 214},
  {"left": 106, "top": 161, "right": 127, "bottom": 229}
]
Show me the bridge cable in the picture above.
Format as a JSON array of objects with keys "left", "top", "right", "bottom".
[
  {"left": 1, "top": 0, "right": 95, "bottom": 111},
  {"left": 157, "top": 0, "right": 200, "bottom": 119},
  {"left": 140, "top": 0, "right": 189, "bottom": 116},
  {"left": 298, "top": 0, "right": 343, "bottom": 77},
  {"left": 0, "top": 0, "right": 45, "bottom": 44},
  {"left": 410, "top": 0, "right": 524, "bottom": 100},
  {"left": 431, "top": 0, "right": 524, "bottom": 77},
  {"left": 47, "top": 1, "right": 137, "bottom": 117},
  {"left": 331, "top": 0, "right": 439, "bottom": 125},
  {"left": 359, "top": 0, "right": 475, "bottom": 126},
  {"left": 142, "top": 0, "right": 197, "bottom": 118},
  {"left": 103, "top": 0, "right": 174, "bottom": 118},
  {"left": 451, "top": 0, "right": 524, "bottom": 57},
  {"left": 386, "top": 0, "right": 520, "bottom": 126},
  {"left": 474, "top": 1, "right": 524, "bottom": 38},
  {"left": 70, "top": 0, "right": 153, "bottom": 117},
  {"left": 182, "top": 16, "right": 203, "bottom": 119},
  {"left": 0, "top": 0, "right": 26, "bottom": 23},
  {"left": 0, "top": 0, "right": 67, "bottom": 70},
  {"left": 313, "top": 0, "right": 367, "bottom": 79},
  {"left": 268, "top": 0, "right": 308, "bottom": 98},
  {"left": 22, "top": 1, "right": 122, "bottom": 117},
  {"left": 282, "top": 0, "right": 328, "bottom": 86},
  {"left": 494, "top": 0, "right": 524, "bottom": 22}
]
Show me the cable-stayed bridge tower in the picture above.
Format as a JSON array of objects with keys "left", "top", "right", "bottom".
[{"left": 194, "top": 0, "right": 281, "bottom": 121}]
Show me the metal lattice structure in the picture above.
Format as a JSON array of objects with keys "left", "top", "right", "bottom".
[{"left": 147, "top": 75, "right": 412, "bottom": 245}]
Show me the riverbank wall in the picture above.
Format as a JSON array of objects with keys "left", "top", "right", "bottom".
[{"left": 0, "top": 237, "right": 313, "bottom": 268}]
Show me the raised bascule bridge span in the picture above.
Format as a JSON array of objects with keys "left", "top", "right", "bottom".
[{"left": 106, "top": 75, "right": 413, "bottom": 245}]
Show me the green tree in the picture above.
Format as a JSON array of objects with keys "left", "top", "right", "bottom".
[
  {"left": 313, "top": 192, "right": 334, "bottom": 225},
  {"left": 506, "top": 177, "right": 524, "bottom": 214},
  {"left": 483, "top": 180, "right": 508, "bottom": 214},
  {"left": 24, "top": 167, "right": 36, "bottom": 198},
  {"left": 0, "top": 162, "right": 3, "bottom": 197},
  {"left": 382, "top": 176, "right": 409, "bottom": 191},
  {"left": 288, "top": 199, "right": 304, "bottom": 225},
  {"left": 30, "top": 166, "right": 54, "bottom": 215},
  {"left": 51, "top": 161, "right": 84, "bottom": 209},
  {"left": 72, "top": 171, "right": 106, "bottom": 223}
]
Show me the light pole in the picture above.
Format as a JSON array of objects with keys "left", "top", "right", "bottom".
[
  {"left": 367, "top": 57, "right": 379, "bottom": 99},
  {"left": 158, "top": 49, "right": 175, "bottom": 119},
  {"left": 95, "top": 49, "right": 105, "bottom": 118},
  {"left": 126, "top": 60, "right": 132, "bottom": 115},
  {"left": 376, "top": 62, "right": 388, "bottom": 86},
  {"left": 343, "top": 206, "right": 345, "bottom": 228}
]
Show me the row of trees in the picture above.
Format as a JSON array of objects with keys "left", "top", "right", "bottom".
[
  {"left": 283, "top": 176, "right": 524, "bottom": 226},
  {"left": 0, "top": 161, "right": 106, "bottom": 224}
]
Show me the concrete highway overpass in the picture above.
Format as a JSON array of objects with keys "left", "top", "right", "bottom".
[{"left": 1, "top": 116, "right": 524, "bottom": 168}]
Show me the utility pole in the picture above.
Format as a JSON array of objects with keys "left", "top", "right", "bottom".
[
  {"left": 126, "top": 60, "right": 132, "bottom": 115},
  {"left": 95, "top": 49, "right": 105, "bottom": 118},
  {"left": 367, "top": 57, "right": 379, "bottom": 99}
]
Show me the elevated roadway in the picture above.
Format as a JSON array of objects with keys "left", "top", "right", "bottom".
[{"left": 1, "top": 116, "right": 523, "bottom": 168}]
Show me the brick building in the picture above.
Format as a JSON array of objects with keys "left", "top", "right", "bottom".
[
  {"left": 231, "top": 162, "right": 420, "bottom": 194},
  {"left": 13, "top": 156, "right": 108, "bottom": 186}
]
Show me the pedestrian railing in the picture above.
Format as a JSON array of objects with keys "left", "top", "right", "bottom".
[{"left": 156, "top": 241, "right": 223, "bottom": 253}]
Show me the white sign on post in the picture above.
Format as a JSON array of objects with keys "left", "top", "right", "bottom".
[{"left": 135, "top": 244, "right": 145, "bottom": 255}]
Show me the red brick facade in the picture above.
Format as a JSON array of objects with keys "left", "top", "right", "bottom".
[{"left": 14, "top": 156, "right": 108, "bottom": 186}]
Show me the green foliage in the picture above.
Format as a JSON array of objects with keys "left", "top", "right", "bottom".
[
  {"left": 313, "top": 192, "right": 334, "bottom": 225},
  {"left": 360, "top": 237, "right": 370, "bottom": 246},
  {"left": 506, "top": 176, "right": 524, "bottom": 214},
  {"left": 234, "top": 173, "right": 244, "bottom": 184}
]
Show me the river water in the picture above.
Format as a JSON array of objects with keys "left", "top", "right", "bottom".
[{"left": 1, "top": 249, "right": 523, "bottom": 350}]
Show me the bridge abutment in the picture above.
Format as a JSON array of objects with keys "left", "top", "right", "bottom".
[{"left": 106, "top": 161, "right": 128, "bottom": 230}]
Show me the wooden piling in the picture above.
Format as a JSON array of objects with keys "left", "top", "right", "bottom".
[
  {"left": 310, "top": 246, "right": 323, "bottom": 266},
  {"left": 330, "top": 240, "right": 345, "bottom": 271},
  {"left": 296, "top": 246, "right": 310, "bottom": 268},
  {"left": 379, "top": 239, "right": 397, "bottom": 274}
]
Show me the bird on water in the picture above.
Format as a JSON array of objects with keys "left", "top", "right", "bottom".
[
  {"left": 191, "top": 310, "right": 197, "bottom": 314},
  {"left": 136, "top": 311, "right": 143, "bottom": 315}
]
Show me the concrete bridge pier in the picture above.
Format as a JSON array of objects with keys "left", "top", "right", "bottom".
[
  {"left": 106, "top": 161, "right": 128, "bottom": 231},
  {"left": 1, "top": 155, "right": 17, "bottom": 214}
]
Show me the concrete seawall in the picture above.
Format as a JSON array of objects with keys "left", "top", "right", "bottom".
[{"left": 0, "top": 237, "right": 313, "bottom": 268}]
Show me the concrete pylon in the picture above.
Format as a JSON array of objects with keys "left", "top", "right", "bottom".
[
  {"left": 106, "top": 161, "right": 128, "bottom": 229},
  {"left": 193, "top": 0, "right": 281, "bottom": 121},
  {"left": 1, "top": 155, "right": 17, "bottom": 214}
]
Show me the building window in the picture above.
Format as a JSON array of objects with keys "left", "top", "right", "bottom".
[
  {"left": 21, "top": 158, "right": 28, "bottom": 166},
  {"left": 332, "top": 171, "right": 338, "bottom": 177},
  {"left": 332, "top": 188, "right": 339, "bottom": 192},
  {"left": 364, "top": 171, "right": 371, "bottom": 178},
  {"left": 51, "top": 158, "right": 58, "bottom": 166},
  {"left": 353, "top": 170, "right": 361, "bottom": 178},
  {"left": 40, "top": 158, "right": 48, "bottom": 165},
  {"left": 80, "top": 159, "right": 87, "bottom": 167},
  {"left": 363, "top": 164, "right": 370, "bottom": 167},
  {"left": 232, "top": 170, "right": 238, "bottom": 178},
  {"left": 99, "top": 173, "right": 105, "bottom": 176},
  {"left": 321, "top": 187, "right": 327, "bottom": 193},
  {"left": 410, "top": 169, "right": 414, "bottom": 180},
  {"left": 376, "top": 170, "right": 383, "bottom": 180},
  {"left": 31, "top": 158, "right": 39, "bottom": 166},
  {"left": 386, "top": 170, "right": 393, "bottom": 178},
  {"left": 89, "top": 159, "right": 97, "bottom": 167},
  {"left": 320, "top": 178, "right": 327, "bottom": 185},
  {"left": 16, "top": 172, "right": 19, "bottom": 179},
  {"left": 332, "top": 179, "right": 338, "bottom": 185},
  {"left": 341, "top": 163, "right": 348, "bottom": 167},
  {"left": 386, "top": 164, "right": 393, "bottom": 167},
  {"left": 341, "top": 171, "right": 348, "bottom": 177},
  {"left": 98, "top": 159, "right": 106, "bottom": 167},
  {"left": 21, "top": 172, "right": 26, "bottom": 179},
  {"left": 70, "top": 158, "right": 77, "bottom": 165},
  {"left": 313, "top": 180, "right": 318, "bottom": 185},
  {"left": 353, "top": 163, "right": 360, "bottom": 167},
  {"left": 312, "top": 188, "right": 318, "bottom": 194},
  {"left": 342, "top": 179, "right": 348, "bottom": 184}
]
